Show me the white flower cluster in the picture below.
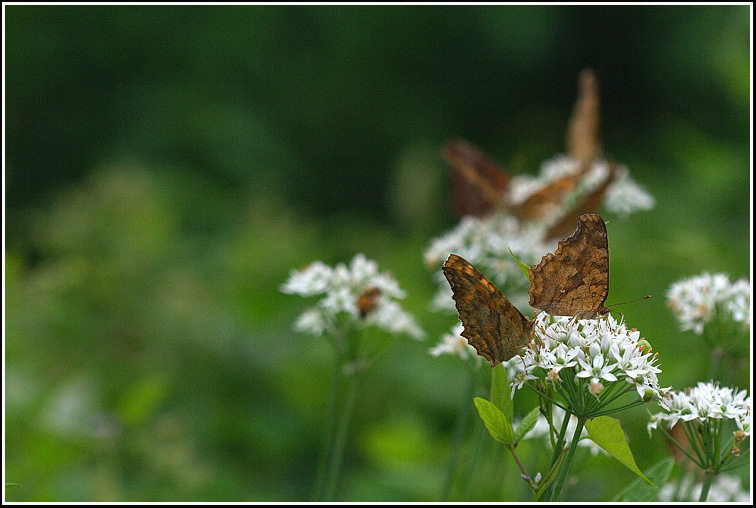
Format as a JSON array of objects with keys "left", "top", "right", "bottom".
[
  {"left": 424, "top": 214, "right": 549, "bottom": 312},
  {"left": 281, "top": 254, "right": 425, "bottom": 340},
  {"left": 510, "top": 313, "right": 668, "bottom": 403},
  {"left": 658, "top": 472, "right": 751, "bottom": 502},
  {"left": 649, "top": 381, "right": 750, "bottom": 435},
  {"left": 666, "top": 272, "right": 751, "bottom": 334}
]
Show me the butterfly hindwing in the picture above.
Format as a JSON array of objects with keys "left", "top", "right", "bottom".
[
  {"left": 528, "top": 213, "right": 610, "bottom": 319},
  {"left": 443, "top": 254, "right": 534, "bottom": 366}
]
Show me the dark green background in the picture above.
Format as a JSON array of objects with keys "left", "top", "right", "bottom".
[{"left": 5, "top": 5, "right": 750, "bottom": 501}]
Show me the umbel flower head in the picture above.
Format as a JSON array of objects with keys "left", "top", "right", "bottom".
[
  {"left": 426, "top": 154, "right": 654, "bottom": 316},
  {"left": 508, "top": 313, "right": 668, "bottom": 416},
  {"left": 648, "top": 381, "right": 750, "bottom": 436},
  {"left": 648, "top": 381, "right": 750, "bottom": 477},
  {"left": 281, "top": 253, "right": 425, "bottom": 340},
  {"left": 666, "top": 272, "right": 751, "bottom": 335}
]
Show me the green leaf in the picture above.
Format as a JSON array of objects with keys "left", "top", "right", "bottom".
[
  {"left": 491, "top": 364, "right": 513, "bottom": 423},
  {"left": 514, "top": 406, "right": 542, "bottom": 444},
  {"left": 585, "top": 416, "right": 654, "bottom": 485},
  {"left": 474, "top": 397, "right": 514, "bottom": 445},
  {"left": 611, "top": 457, "right": 675, "bottom": 502},
  {"left": 509, "top": 247, "right": 531, "bottom": 280}
]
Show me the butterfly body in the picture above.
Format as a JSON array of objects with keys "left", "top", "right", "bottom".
[
  {"left": 442, "top": 254, "right": 534, "bottom": 366},
  {"left": 528, "top": 213, "right": 610, "bottom": 319}
]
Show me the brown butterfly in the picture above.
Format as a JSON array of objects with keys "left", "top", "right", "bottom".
[
  {"left": 444, "top": 139, "right": 511, "bottom": 218},
  {"left": 528, "top": 213, "right": 611, "bottom": 320},
  {"left": 357, "top": 287, "right": 382, "bottom": 317},
  {"left": 446, "top": 69, "right": 613, "bottom": 225},
  {"left": 443, "top": 254, "right": 534, "bottom": 366},
  {"left": 544, "top": 163, "right": 617, "bottom": 240},
  {"left": 445, "top": 139, "right": 591, "bottom": 221}
]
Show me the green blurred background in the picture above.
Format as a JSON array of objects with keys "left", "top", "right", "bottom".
[{"left": 4, "top": 4, "right": 750, "bottom": 502}]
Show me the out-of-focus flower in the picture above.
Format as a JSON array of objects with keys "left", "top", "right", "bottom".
[
  {"left": 658, "top": 472, "right": 750, "bottom": 502},
  {"left": 281, "top": 254, "right": 425, "bottom": 340},
  {"left": 429, "top": 322, "right": 479, "bottom": 362},
  {"left": 666, "top": 272, "right": 751, "bottom": 335}
]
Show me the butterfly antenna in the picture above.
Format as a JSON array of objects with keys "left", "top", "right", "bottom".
[{"left": 607, "top": 295, "right": 651, "bottom": 308}]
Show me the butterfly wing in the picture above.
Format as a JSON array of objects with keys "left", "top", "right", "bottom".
[
  {"left": 528, "top": 214, "right": 610, "bottom": 319},
  {"left": 512, "top": 161, "right": 592, "bottom": 221},
  {"left": 443, "top": 254, "right": 534, "bottom": 366},
  {"left": 566, "top": 68, "right": 602, "bottom": 163},
  {"left": 545, "top": 163, "right": 617, "bottom": 240},
  {"left": 444, "top": 140, "right": 510, "bottom": 218}
]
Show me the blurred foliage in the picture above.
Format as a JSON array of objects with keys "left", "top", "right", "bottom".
[{"left": 4, "top": 4, "right": 750, "bottom": 502}]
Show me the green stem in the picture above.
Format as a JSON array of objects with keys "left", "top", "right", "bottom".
[
  {"left": 310, "top": 360, "right": 341, "bottom": 501},
  {"left": 549, "top": 417, "right": 586, "bottom": 501},
  {"left": 323, "top": 368, "right": 360, "bottom": 502},
  {"left": 548, "top": 412, "right": 571, "bottom": 470},
  {"left": 698, "top": 471, "right": 714, "bottom": 502},
  {"left": 589, "top": 399, "right": 645, "bottom": 418},
  {"left": 659, "top": 424, "right": 703, "bottom": 469},
  {"left": 440, "top": 375, "right": 476, "bottom": 501}
]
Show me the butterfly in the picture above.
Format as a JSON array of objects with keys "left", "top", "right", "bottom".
[
  {"left": 544, "top": 163, "right": 617, "bottom": 240},
  {"left": 528, "top": 213, "right": 611, "bottom": 320},
  {"left": 357, "top": 287, "right": 382, "bottom": 317},
  {"left": 445, "top": 70, "right": 614, "bottom": 231},
  {"left": 442, "top": 253, "right": 534, "bottom": 366},
  {"left": 445, "top": 139, "right": 597, "bottom": 221}
]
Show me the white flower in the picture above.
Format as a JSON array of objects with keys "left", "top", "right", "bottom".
[
  {"left": 651, "top": 381, "right": 750, "bottom": 429},
  {"left": 280, "top": 261, "right": 334, "bottom": 296},
  {"left": 429, "top": 322, "right": 480, "bottom": 363},
  {"left": 575, "top": 353, "right": 618, "bottom": 385},
  {"left": 602, "top": 170, "right": 655, "bottom": 217},
  {"left": 509, "top": 313, "right": 668, "bottom": 407},
  {"left": 512, "top": 155, "right": 654, "bottom": 222},
  {"left": 281, "top": 254, "right": 425, "bottom": 340},
  {"left": 666, "top": 272, "right": 750, "bottom": 334},
  {"left": 735, "top": 397, "right": 750, "bottom": 437}
]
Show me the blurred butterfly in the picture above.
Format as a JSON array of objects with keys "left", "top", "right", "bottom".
[{"left": 444, "top": 69, "right": 616, "bottom": 238}]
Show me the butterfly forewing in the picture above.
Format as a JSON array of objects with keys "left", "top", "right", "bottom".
[
  {"left": 444, "top": 139, "right": 510, "bottom": 218},
  {"left": 527, "top": 214, "right": 610, "bottom": 319},
  {"left": 443, "top": 254, "right": 534, "bottom": 366}
]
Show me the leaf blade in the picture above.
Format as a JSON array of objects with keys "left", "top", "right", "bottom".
[
  {"left": 474, "top": 397, "right": 514, "bottom": 445},
  {"left": 585, "top": 416, "right": 653, "bottom": 485}
]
